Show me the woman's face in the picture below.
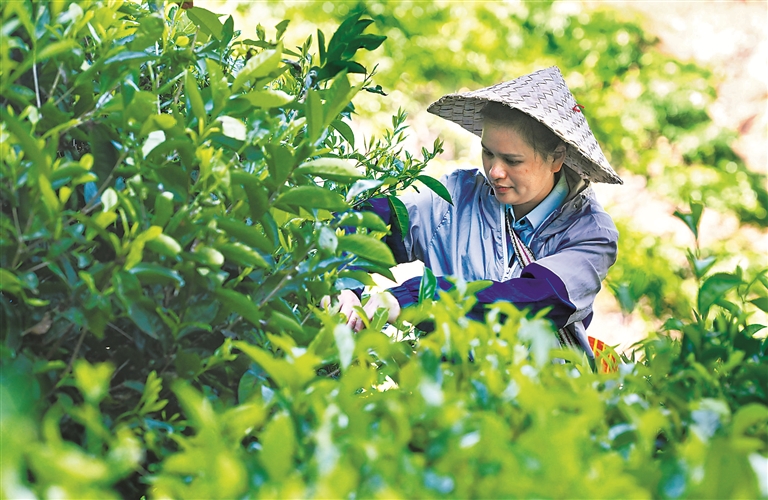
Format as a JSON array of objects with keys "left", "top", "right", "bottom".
[{"left": 481, "top": 120, "right": 564, "bottom": 218}]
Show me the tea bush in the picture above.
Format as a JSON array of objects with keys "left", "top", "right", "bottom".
[
  {"left": 262, "top": 0, "right": 768, "bottom": 326},
  {"left": 1, "top": 2, "right": 766, "bottom": 498}
]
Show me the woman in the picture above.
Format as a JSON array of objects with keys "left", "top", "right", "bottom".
[{"left": 337, "top": 67, "right": 622, "bottom": 362}]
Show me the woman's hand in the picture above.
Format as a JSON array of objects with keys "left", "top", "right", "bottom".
[
  {"left": 362, "top": 291, "right": 401, "bottom": 329},
  {"left": 325, "top": 289, "right": 401, "bottom": 332},
  {"left": 336, "top": 289, "right": 364, "bottom": 332}
]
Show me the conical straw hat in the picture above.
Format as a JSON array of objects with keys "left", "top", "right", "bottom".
[{"left": 427, "top": 66, "right": 622, "bottom": 184}]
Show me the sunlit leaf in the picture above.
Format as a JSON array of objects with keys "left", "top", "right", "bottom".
[
  {"left": 337, "top": 211, "right": 388, "bottom": 231},
  {"left": 337, "top": 233, "right": 396, "bottom": 267},
  {"left": 217, "top": 242, "right": 270, "bottom": 269},
  {"left": 418, "top": 266, "right": 437, "bottom": 303},
  {"left": 216, "top": 116, "right": 246, "bottom": 141},
  {"left": 333, "top": 324, "right": 355, "bottom": 371},
  {"left": 184, "top": 71, "right": 206, "bottom": 123},
  {"left": 240, "top": 89, "right": 293, "bottom": 108},
  {"left": 231, "top": 46, "right": 283, "bottom": 93},
  {"left": 186, "top": 6, "right": 225, "bottom": 39},
  {"left": 294, "top": 158, "right": 365, "bottom": 182},
  {"left": 274, "top": 186, "right": 349, "bottom": 213},
  {"left": 259, "top": 412, "right": 296, "bottom": 481}
]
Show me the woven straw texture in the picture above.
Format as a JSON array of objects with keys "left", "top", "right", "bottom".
[{"left": 427, "top": 66, "right": 622, "bottom": 184}]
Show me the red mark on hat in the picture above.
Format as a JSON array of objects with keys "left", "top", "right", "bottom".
[{"left": 573, "top": 104, "right": 585, "bottom": 113}]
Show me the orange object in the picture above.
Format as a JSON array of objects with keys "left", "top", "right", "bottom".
[{"left": 588, "top": 336, "right": 617, "bottom": 373}]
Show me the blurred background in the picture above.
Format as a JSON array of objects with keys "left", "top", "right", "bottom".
[{"left": 214, "top": 0, "right": 767, "bottom": 351}]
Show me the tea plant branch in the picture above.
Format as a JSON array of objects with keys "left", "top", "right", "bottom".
[
  {"left": 111, "top": 358, "right": 131, "bottom": 381},
  {"left": 256, "top": 269, "right": 297, "bottom": 309},
  {"left": 49, "top": 326, "right": 89, "bottom": 395},
  {"left": 24, "top": 259, "right": 53, "bottom": 275},
  {"left": 11, "top": 188, "right": 45, "bottom": 269},
  {"left": 257, "top": 243, "right": 317, "bottom": 309},
  {"left": 108, "top": 322, "right": 134, "bottom": 342},
  {"left": 46, "top": 63, "right": 64, "bottom": 101},
  {"left": 80, "top": 149, "right": 130, "bottom": 216},
  {"left": 52, "top": 84, "right": 76, "bottom": 107},
  {"left": 44, "top": 322, "right": 74, "bottom": 361},
  {"left": 9, "top": 206, "right": 26, "bottom": 269},
  {"left": 32, "top": 52, "right": 41, "bottom": 108}
]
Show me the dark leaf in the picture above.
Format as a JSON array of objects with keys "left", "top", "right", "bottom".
[
  {"left": 673, "top": 202, "right": 704, "bottom": 240},
  {"left": 213, "top": 288, "right": 262, "bottom": 327},
  {"left": 416, "top": 175, "right": 452, "bottom": 205},
  {"left": 749, "top": 297, "right": 768, "bottom": 313},
  {"left": 698, "top": 272, "right": 743, "bottom": 317},
  {"left": 388, "top": 195, "right": 409, "bottom": 237}
]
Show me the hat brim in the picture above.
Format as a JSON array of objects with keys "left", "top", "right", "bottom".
[{"left": 427, "top": 67, "right": 623, "bottom": 185}]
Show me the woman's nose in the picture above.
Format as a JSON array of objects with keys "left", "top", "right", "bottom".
[{"left": 488, "top": 160, "right": 506, "bottom": 180}]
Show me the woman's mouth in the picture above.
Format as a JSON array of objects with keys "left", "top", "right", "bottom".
[{"left": 494, "top": 185, "right": 512, "bottom": 194}]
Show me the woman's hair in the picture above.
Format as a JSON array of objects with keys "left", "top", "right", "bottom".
[{"left": 480, "top": 102, "right": 566, "bottom": 160}]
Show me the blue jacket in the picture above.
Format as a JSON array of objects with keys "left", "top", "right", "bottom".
[{"left": 369, "top": 167, "right": 619, "bottom": 331}]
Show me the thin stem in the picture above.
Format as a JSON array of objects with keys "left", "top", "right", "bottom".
[
  {"left": 10, "top": 207, "right": 25, "bottom": 269},
  {"left": 11, "top": 195, "right": 39, "bottom": 269},
  {"left": 111, "top": 358, "right": 131, "bottom": 381},
  {"left": 43, "top": 322, "right": 74, "bottom": 360},
  {"left": 32, "top": 56, "right": 41, "bottom": 108},
  {"left": 49, "top": 327, "right": 88, "bottom": 397},
  {"left": 80, "top": 149, "right": 130, "bottom": 215},
  {"left": 52, "top": 85, "right": 76, "bottom": 107},
  {"left": 23, "top": 260, "right": 51, "bottom": 274},
  {"left": 47, "top": 63, "right": 63, "bottom": 100},
  {"left": 107, "top": 322, "right": 133, "bottom": 341},
  {"left": 257, "top": 245, "right": 317, "bottom": 309},
  {"left": 257, "top": 271, "right": 294, "bottom": 309}
]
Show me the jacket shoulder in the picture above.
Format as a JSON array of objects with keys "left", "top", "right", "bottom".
[
  {"left": 542, "top": 188, "right": 618, "bottom": 244},
  {"left": 580, "top": 191, "right": 618, "bottom": 236},
  {"left": 442, "top": 168, "right": 490, "bottom": 200}
]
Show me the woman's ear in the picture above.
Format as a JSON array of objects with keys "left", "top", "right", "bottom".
[{"left": 550, "top": 143, "right": 566, "bottom": 171}]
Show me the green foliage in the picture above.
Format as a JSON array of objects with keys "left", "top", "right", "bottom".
[
  {"left": 263, "top": 0, "right": 767, "bottom": 321},
  {"left": 1, "top": 2, "right": 766, "bottom": 499}
]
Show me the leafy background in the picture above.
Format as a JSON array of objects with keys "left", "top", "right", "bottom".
[{"left": 224, "top": 0, "right": 768, "bottom": 350}]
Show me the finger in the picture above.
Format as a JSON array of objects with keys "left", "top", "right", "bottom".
[
  {"left": 346, "top": 311, "right": 359, "bottom": 329},
  {"left": 363, "top": 297, "right": 382, "bottom": 320},
  {"left": 340, "top": 302, "right": 355, "bottom": 318},
  {"left": 362, "top": 295, "right": 377, "bottom": 314}
]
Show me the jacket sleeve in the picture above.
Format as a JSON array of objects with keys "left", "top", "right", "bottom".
[
  {"left": 388, "top": 213, "right": 618, "bottom": 329},
  {"left": 364, "top": 173, "right": 455, "bottom": 265}
]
